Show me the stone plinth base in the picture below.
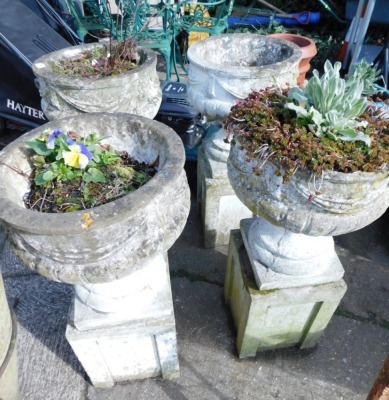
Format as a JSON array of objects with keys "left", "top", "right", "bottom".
[
  {"left": 66, "top": 254, "right": 179, "bottom": 387},
  {"left": 224, "top": 229, "right": 347, "bottom": 358},
  {"left": 197, "top": 126, "right": 252, "bottom": 248},
  {"left": 66, "top": 317, "right": 179, "bottom": 388}
]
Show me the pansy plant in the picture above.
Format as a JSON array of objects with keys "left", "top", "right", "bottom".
[{"left": 26, "top": 129, "right": 120, "bottom": 186}]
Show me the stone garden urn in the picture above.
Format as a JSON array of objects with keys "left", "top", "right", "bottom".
[
  {"left": 224, "top": 134, "right": 389, "bottom": 357},
  {"left": 187, "top": 33, "right": 302, "bottom": 119},
  {"left": 268, "top": 33, "right": 317, "bottom": 86},
  {"left": 228, "top": 135, "right": 389, "bottom": 283},
  {"left": 186, "top": 33, "right": 302, "bottom": 247},
  {"left": 32, "top": 42, "right": 162, "bottom": 120},
  {"left": 0, "top": 112, "right": 190, "bottom": 387}
]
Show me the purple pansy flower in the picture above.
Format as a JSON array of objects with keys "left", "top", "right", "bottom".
[
  {"left": 47, "top": 128, "right": 64, "bottom": 149},
  {"left": 79, "top": 142, "right": 93, "bottom": 161}
]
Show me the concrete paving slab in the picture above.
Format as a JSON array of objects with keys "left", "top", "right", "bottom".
[
  {"left": 168, "top": 201, "right": 229, "bottom": 286},
  {"left": 88, "top": 277, "right": 388, "bottom": 400},
  {"left": 1, "top": 244, "right": 87, "bottom": 399},
  {"left": 335, "top": 211, "right": 389, "bottom": 328}
]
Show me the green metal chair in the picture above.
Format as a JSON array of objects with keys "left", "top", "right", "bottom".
[
  {"left": 173, "top": 0, "right": 234, "bottom": 65},
  {"left": 110, "top": 0, "right": 177, "bottom": 80},
  {"left": 176, "top": 0, "right": 235, "bottom": 37},
  {"left": 61, "top": 0, "right": 108, "bottom": 42}
]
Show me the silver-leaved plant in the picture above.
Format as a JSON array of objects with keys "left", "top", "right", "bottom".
[{"left": 285, "top": 60, "right": 377, "bottom": 146}]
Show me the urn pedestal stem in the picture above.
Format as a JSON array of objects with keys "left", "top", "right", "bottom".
[
  {"left": 245, "top": 218, "right": 344, "bottom": 287},
  {"left": 197, "top": 123, "right": 253, "bottom": 248},
  {"left": 187, "top": 34, "right": 301, "bottom": 248}
]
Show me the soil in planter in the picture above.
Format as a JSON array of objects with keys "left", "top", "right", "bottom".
[
  {"left": 225, "top": 90, "right": 389, "bottom": 182},
  {"left": 24, "top": 155, "right": 157, "bottom": 213},
  {"left": 51, "top": 40, "right": 140, "bottom": 78}
]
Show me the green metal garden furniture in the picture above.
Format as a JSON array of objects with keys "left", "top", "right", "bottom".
[
  {"left": 61, "top": 0, "right": 108, "bottom": 41},
  {"left": 111, "top": 0, "right": 177, "bottom": 80}
]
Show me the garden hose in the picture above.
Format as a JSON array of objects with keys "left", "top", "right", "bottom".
[{"left": 316, "top": 0, "right": 348, "bottom": 23}]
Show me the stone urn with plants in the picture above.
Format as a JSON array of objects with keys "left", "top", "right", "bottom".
[
  {"left": 32, "top": 39, "right": 162, "bottom": 120},
  {"left": 186, "top": 33, "right": 302, "bottom": 248},
  {"left": 0, "top": 112, "right": 190, "bottom": 386},
  {"left": 224, "top": 60, "right": 389, "bottom": 357}
]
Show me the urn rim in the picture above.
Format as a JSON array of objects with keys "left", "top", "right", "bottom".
[{"left": 0, "top": 112, "right": 186, "bottom": 235}]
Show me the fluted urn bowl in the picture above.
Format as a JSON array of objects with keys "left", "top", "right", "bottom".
[
  {"left": 32, "top": 43, "right": 162, "bottom": 120},
  {"left": 228, "top": 136, "right": 389, "bottom": 237},
  {"left": 187, "top": 33, "right": 302, "bottom": 119},
  {"left": 0, "top": 113, "right": 190, "bottom": 284}
]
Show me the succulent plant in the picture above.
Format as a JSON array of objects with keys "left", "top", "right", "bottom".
[
  {"left": 348, "top": 58, "right": 382, "bottom": 96},
  {"left": 285, "top": 60, "right": 371, "bottom": 146},
  {"left": 225, "top": 60, "right": 389, "bottom": 182}
]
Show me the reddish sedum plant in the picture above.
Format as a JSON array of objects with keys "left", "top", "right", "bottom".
[{"left": 225, "top": 88, "right": 389, "bottom": 183}]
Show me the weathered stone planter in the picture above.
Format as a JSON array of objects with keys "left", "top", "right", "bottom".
[
  {"left": 225, "top": 135, "right": 389, "bottom": 356},
  {"left": 196, "top": 122, "right": 254, "bottom": 248},
  {"left": 228, "top": 142, "right": 389, "bottom": 237},
  {"left": 0, "top": 113, "right": 190, "bottom": 387},
  {"left": 32, "top": 43, "right": 162, "bottom": 120},
  {"left": 187, "top": 33, "right": 302, "bottom": 119},
  {"left": 187, "top": 34, "right": 302, "bottom": 247},
  {"left": 268, "top": 33, "right": 317, "bottom": 86}
]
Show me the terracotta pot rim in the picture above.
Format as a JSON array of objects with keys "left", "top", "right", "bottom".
[{"left": 267, "top": 33, "right": 317, "bottom": 56}]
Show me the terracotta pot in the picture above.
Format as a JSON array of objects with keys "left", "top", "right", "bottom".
[{"left": 268, "top": 33, "right": 317, "bottom": 86}]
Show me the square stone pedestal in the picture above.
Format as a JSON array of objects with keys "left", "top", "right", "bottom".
[
  {"left": 66, "top": 316, "right": 178, "bottom": 387},
  {"left": 66, "top": 255, "right": 179, "bottom": 388},
  {"left": 224, "top": 229, "right": 347, "bottom": 358},
  {"left": 197, "top": 144, "right": 252, "bottom": 248}
]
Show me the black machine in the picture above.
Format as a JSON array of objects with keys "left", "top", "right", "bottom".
[
  {"left": 155, "top": 81, "right": 207, "bottom": 159},
  {"left": 0, "top": 0, "right": 78, "bottom": 131}
]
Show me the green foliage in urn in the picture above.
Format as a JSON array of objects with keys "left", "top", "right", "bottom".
[
  {"left": 25, "top": 129, "right": 156, "bottom": 213},
  {"left": 50, "top": 39, "right": 140, "bottom": 79},
  {"left": 225, "top": 60, "right": 389, "bottom": 182},
  {"left": 348, "top": 58, "right": 383, "bottom": 96},
  {"left": 286, "top": 60, "right": 373, "bottom": 145}
]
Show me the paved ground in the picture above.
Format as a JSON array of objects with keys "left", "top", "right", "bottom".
[{"left": 0, "top": 62, "right": 388, "bottom": 400}]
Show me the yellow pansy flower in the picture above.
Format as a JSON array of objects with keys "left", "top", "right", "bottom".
[{"left": 63, "top": 144, "right": 90, "bottom": 169}]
